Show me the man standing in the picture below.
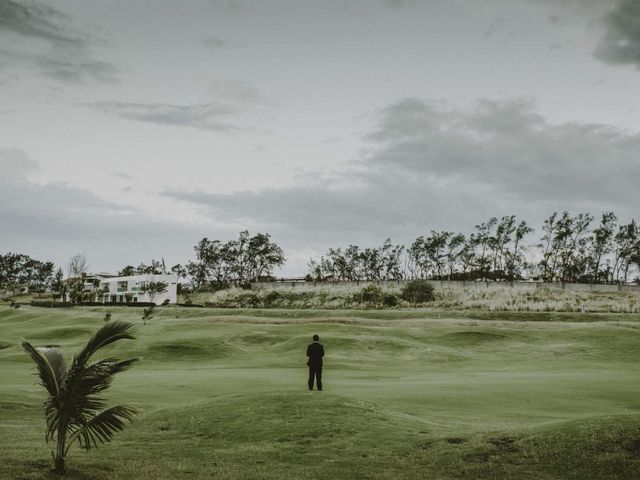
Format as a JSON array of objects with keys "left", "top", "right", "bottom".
[{"left": 306, "top": 334, "right": 324, "bottom": 391}]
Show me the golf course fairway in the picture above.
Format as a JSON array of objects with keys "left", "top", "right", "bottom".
[{"left": 1, "top": 305, "right": 639, "bottom": 479}]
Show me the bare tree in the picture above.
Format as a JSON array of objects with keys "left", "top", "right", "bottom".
[{"left": 67, "top": 253, "right": 89, "bottom": 278}]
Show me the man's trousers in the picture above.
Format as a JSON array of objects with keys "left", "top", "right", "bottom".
[{"left": 308, "top": 364, "right": 322, "bottom": 391}]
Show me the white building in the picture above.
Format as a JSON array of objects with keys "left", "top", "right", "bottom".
[
  {"left": 74, "top": 272, "right": 117, "bottom": 291},
  {"left": 98, "top": 274, "right": 178, "bottom": 305}
]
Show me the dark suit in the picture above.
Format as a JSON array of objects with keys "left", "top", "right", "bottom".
[{"left": 306, "top": 341, "right": 324, "bottom": 391}]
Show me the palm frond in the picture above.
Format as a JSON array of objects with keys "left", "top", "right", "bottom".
[
  {"left": 43, "top": 397, "right": 61, "bottom": 442},
  {"left": 67, "top": 405, "right": 137, "bottom": 452},
  {"left": 92, "top": 357, "right": 139, "bottom": 374},
  {"left": 21, "top": 340, "right": 67, "bottom": 397},
  {"left": 61, "top": 358, "right": 139, "bottom": 426},
  {"left": 73, "top": 321, "right": 136, "bottom": 368}
]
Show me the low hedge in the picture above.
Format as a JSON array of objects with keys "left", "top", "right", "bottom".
[
  {"left": 83, "top": 301, "right": 156, "bottom": 307},
  {"left": 30, "top": 301, "right": 157, "bottom": 308},
  {"left": 30, "top": 301, "right": 74, "bottom": 308}
]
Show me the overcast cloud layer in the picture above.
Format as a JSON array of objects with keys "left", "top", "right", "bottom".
[
  {"left": 1, "top": 0, "right": 640, "bottom": 274},
  {"left": 163, "top": 98, "right": 640, "bottom": 245},
  {"left": 0, "top": 0, "right": 118, "bottom": 84}
]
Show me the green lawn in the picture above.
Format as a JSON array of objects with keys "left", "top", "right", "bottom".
[{"left": 1, "top": 306, "right": 640, "bottom": 479}]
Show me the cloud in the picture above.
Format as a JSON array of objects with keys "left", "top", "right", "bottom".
[
  {"left": 160, "top": 97, "right": 640, "bottom": 253},
  {"left": 380, "top": 0, "right": 415, "bottom": 8},
  {"left": 79, "top": 77, "right": 269, "bottom": 131},
  {"left": 77, "top": 101, "right": 241, "bottom": 131},
  {"left": 364, "top": 97, "right": 640, "bottom": 206},
  {"left": 0, "top": 0, "right": 83, "bottom": 45},
  {"left": 201, "top": 35, "right": 243, "bottom": 50},
  {"left": 0, "top": 148, "right": 210, "bottom": 271},
  {"left": 202, "top": 35, "right": 228, "bottom": 49},
  {"left": 594, "top": 0, "right": 640, "bottom": 68},
  {"left": 35, "top": 57, "right": 119, "bottom": 84},
  {"left": 0, "top": 148, "right": 40, "bottom": 177},
  {"left": 0, "top": 0, "right": 118, "bottom": 84},
  {"left": 112, "top": 171, "right": 135, "bottom": 181},
  {"left": 206, "top": 77, "right": 269, "bottom": 106}
]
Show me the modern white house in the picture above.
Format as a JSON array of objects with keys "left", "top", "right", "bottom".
[
  {"left": 74, "top": 272, "right": 117, "bottom": 291},
  {"left": 98, "top": 274, "right": 178, "bottom": 305}
]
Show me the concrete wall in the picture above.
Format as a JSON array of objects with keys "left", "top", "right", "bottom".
[{"left": 251, "top": 279, "right": 640, "bottom": 294}]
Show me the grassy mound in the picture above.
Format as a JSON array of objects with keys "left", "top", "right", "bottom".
[{"left": 4, "top": 393, "right": 639, "bottom": 479}]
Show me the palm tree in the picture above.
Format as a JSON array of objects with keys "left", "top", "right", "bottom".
[
  {"left": 68, "top": 280, "right": 85, "bottom": 304},
  {"left": 21, "top": 321, "right": 138, "bottom": 474}
]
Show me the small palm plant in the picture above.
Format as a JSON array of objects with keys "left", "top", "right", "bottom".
[
  {"left": 142, "top": 305, "right": 155, "bottom": 325},
  {"left": 21, "top": 321, "right": 138, "bottom": 474}
]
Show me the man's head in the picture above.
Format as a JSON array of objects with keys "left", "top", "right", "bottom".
[{"left": 312, "top": 334, "right": 319, "bottom": 342}]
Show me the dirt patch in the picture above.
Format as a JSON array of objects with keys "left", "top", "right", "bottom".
[
  {"left": 446, "top": 437, "right": 467, "bottom": 444},
  {"left": 463, "top": 452, "right": 491, "bottom": 463},
  {"left": 442, "top": 331, "right": 506, "bottom": 345},
  {"left": 626, "top": 439, "right": 640, "bottom": 458},
  {"left": 488, "top": 436, "right": 519, "bottom": 453},
  {"left": 417, "top": 440, "right": 434, "bottom": 449},
  {"left": 147, "top": 339, "right": 234, "bottom": 359}
]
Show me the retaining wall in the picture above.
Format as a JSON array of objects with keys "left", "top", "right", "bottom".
[{"left": 252, "top": 280, "right": 640, "bottom": 293}]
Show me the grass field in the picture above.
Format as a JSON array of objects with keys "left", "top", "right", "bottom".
[{"left": 1, "top": 305, "right": 640, "bottom": 479}]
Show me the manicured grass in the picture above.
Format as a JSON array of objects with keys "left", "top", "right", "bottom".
[{"left": 1, "top": 305, "right": 639, "bottom": 479}]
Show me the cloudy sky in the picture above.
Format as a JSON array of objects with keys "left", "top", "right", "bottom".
[{"left": 1, "top": 0, "right": 640, "bottom": 274}]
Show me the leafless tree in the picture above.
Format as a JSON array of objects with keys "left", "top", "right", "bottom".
[{"left": 67, "top": 253, "right": 89, "bottom": 278}]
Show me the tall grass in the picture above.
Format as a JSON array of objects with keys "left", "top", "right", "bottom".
[{"left": 187, "top": 284, "right": 640, "bottom": 313}]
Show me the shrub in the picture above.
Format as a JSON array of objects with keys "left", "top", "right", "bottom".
[
  {"left": 263, "top": 291, "right": 282, "bottom": 307},
  {"left": 236, "top": 291, "right": 260, "bottom": 308},
  {"left": 356, "top": 285, "right": 384, "bottom": 306},
  {"left": 383, "top": 293, "right": 399, "bottom": 307},
  {"left": 400, "top": 280, "right": 435, "bottom": 304}
]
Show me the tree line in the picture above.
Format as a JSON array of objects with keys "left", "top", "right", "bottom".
[
  {"left": 0, "top": 253, "right": 60, "bottom": 297},
  {"left": 306, "top": 212, "right": 640, "bottom": 284},
  {"left": 4, "top": 213, "right": 640, "bottom": 298},
  {"left": 1, "top": 231, "right": 286, "bottom": 298}
]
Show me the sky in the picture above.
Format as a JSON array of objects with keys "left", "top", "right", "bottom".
[{"left": 1, "top": 0, "right": 640, "bottom": 275}]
